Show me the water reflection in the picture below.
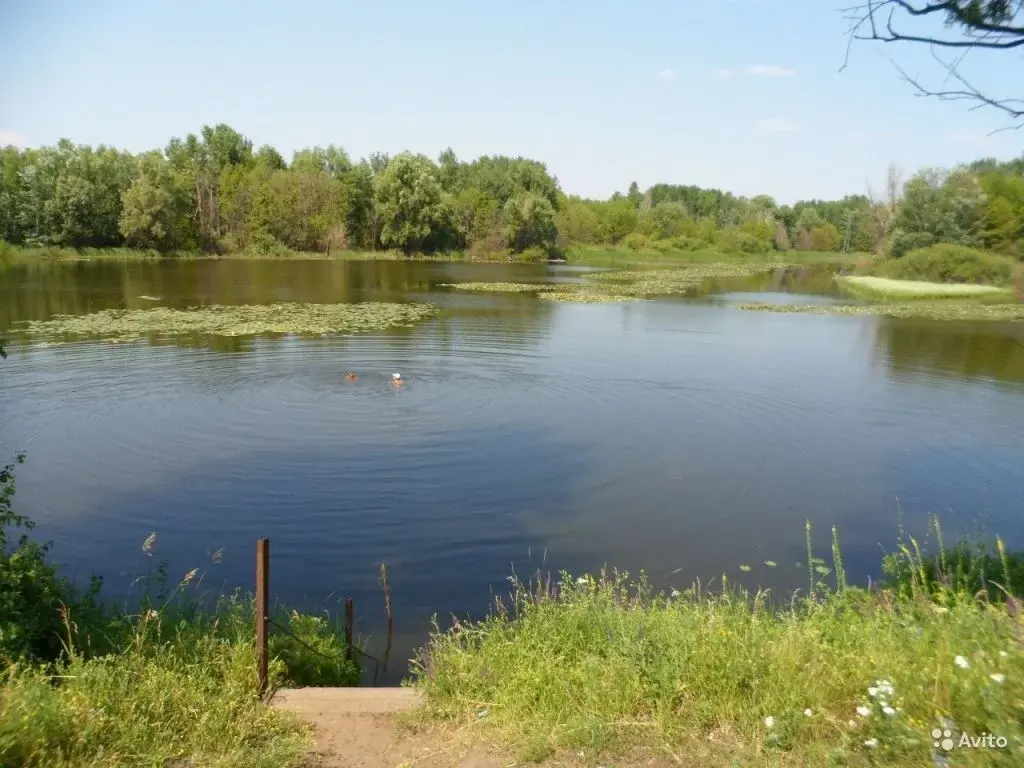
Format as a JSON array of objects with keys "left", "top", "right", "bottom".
[{"left": 873, "top": 319, "right": 1024, "bottom": 387}]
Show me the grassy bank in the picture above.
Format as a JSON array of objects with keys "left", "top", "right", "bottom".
[
  {"left": 0, "top": 243, "right": 474, "bottom": 266},
  {"left": 412, "top": 526, "right": 1024, "bottom": 766},
  {"left": 2, "top": 242, "right": 866, "bottom": 269},
  {"left": 563, "top": 244, "right": 866, "bottom": 268},
  {"left": 0, "top": 457, "right": 358, "bottom": 768}
]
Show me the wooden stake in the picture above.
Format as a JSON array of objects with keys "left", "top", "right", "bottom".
[
  {"left": 256, "top": 538, "right": 270, "bottom": 696},
  {"left": 344, "top": 597, "right": 354, "bottom": 662}
]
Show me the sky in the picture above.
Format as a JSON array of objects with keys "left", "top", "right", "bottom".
[{"left": 1, "top": 0, "right": 1020, "bottom": 204}]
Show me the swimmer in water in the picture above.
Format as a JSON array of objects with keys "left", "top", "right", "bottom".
[
  {"left": 391, "top": 372, "right": 404, "bottom": 389},
  {"left": 344, "top": 371, "right": 359, "bottom": 382}
]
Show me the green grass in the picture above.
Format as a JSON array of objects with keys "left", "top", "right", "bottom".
[
  {"left": 0, "top": 592, "right": 359, "bottom": 768},
  {"left": 0, "top": 243, "right": 494, "bottom": 266},
  {"left": 837, "top": 276, "right": 1016, "bottom": 301},
  {"left": 1, "top": 453, "right": 359, "bottom": 767},
  {"left": 564, "top": 244, "right": 865, "bottom": 268},
  {"left": 15, "top": 301, "right": 439, "bottom": 344},
  {"left": 739, "top": 301, "right": 1024, "bottom": 322},
  {"left": 411, "top": 525, "right": 1024, "bottom": 766}
]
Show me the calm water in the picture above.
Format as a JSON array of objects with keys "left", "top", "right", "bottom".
[{"left": 2, "top": 259, "right": 1024, "bottom": 682}]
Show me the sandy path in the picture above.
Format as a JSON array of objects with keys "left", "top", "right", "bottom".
[{"left": 271, "top": 687, "right": 506, "bottom": 768}]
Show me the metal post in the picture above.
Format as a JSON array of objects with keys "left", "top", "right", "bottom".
[
  {"left": 256, "top": 538, "right": 270, "bottom": 696},
  {"left": 344, "top": 597, "right": 354, "bottom": 662}
]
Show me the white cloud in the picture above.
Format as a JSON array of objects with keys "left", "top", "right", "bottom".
[
  {"left": 713, "top": 68, "right": 735, "bottom": 79},
  {"left": 746, "top": 64, "right": 797, "bottom": 77},
  {"left": 0, "top": 130, "right": 26, "bottom": 148},
  {"left": 655, "top": 68, "right": 676, "bottom": 82},
  {"left": 755, "top": 117, "right": 799, "bottom": 133}
]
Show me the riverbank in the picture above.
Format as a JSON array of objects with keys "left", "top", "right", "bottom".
[
  {"left": 408, "top": 530, "right": 1024, "bottom": 767},
  {"left": 0, "top": 242, "right": 863, "bottom": 269}
]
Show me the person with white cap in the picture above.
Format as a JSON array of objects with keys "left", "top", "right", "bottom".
[{"left": 391, "top": 372, "right": 404, "bottom": 389}]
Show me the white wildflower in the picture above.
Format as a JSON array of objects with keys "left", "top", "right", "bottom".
[
  {"left": 576, "top": 576, "right": 587, "bottom": 585},
  {"left": 954, "top": 655, "right": 970, "bottom": 670},
  {"left": 847, "top": 720, "right": 857, "bottom": 729},
  {"left": 990, "top": 673, "right": 1006, "bottom": 684},
  {"left": 804, "top": 708, "right": 813, "bottom": 717},
  {"left": 670, "top": 588, "right": 681, "bottom": 598},
  {"left": 764, "top": 716, "right": 775, "bottom": 728},
  {"left": 1000, "top": 651, "right": 1009, "bottom": 658},
  {"left": 856, "top": 706, "right": 872, "bottom": 717},
  {"left": 476, "top": 708, "right": 489, "bottom": 719},
  {"left": 876, "top": 679, "right": 894, "bottom": 697},
  {"left": 868, "top": 686, "right": 879, "bottom": 698},
  {"left": 864, "top": 738, "right": 879, "bottom": 748},
  {"left": 883, "top": 705, "right": 896, "bottom": 716}
]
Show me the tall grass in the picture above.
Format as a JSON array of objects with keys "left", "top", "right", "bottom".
[
  {"left": 1, "top": 457, "right": 359, "bottom": 768},
  {"left": 412, "top": 523, "right": 1024, "bottom": 766}
]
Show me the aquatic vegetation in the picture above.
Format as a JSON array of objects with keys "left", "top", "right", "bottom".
[
  {"left": 536, "top": 289, "right": 638, "bottom": 303},
  {"left": 440, "top": 282, "right": 558, "bottom": 293},
  {"left": 586, "top": 262, "right": 792, "bottom": 296},
  {"left": 18, "top": 301, "right": 439, "bottom": 343},
  {"left": 738, "top": 301, "right": 1024, "bottom": 322},
  {"left": 837, "top": 275, "right": 1015, "bottom": 300}
]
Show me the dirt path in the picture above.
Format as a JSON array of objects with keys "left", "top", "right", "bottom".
[{"left": 271, "top": 687, "right": 507, "bottom": 768}]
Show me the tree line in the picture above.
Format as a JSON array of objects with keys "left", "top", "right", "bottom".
[{"left": 0, "top": 124, "right": 1021, "bottom": 260}]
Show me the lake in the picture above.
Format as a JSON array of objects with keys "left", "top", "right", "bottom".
[{"left": 2, "top": 258, "right": 1023, "bottom": 683}]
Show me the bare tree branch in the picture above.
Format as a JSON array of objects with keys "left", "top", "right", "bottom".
[{"left": 841, "top": 1, "right": 1024, "bottom": 124}]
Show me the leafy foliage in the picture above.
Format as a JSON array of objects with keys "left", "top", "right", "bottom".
[
  {"left": 872, "top": 244, "right": 1015, "bottom": 285},
  {"left": 2, "top": 126, "right": 1022, "bottom": 264}
]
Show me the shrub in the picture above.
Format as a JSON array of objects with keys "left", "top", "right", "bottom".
[
  {"left": 510, "top": 246, "right": 549, "bottom": 263},
  {"left": 621, "top": 233, "right": 651, "bottom": 252},
  {"left": 889, "top": 229, "right": 936, "bottom": 258},
  {"left": 873, "top": 243, "right": 1014, "bottom": 285},
  {"left": 716, "top": 229, "right": 771, "bottom": 254}
]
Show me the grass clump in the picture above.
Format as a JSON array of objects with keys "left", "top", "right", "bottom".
[
  {"left": 1, "top": 627, "right": 312, "bottom": 768},
  {"left": 837, "top": 275, "right": 1014, "bottom": 300},
  {"left": 738, "top": 301, "right": 1024, "bottom": 322},
  {"left": 867, "top": 244, "right": 1015, "bottom": 286},
  {"left": 18, "top": 301, "right": 439, "bottom": 344},
  {"left": 412, "top": 525, "right": 1024, "bottom": 766}
]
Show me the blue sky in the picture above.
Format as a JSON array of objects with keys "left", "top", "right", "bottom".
[{"left": 1, "top": 0, "right": 1019, "bottom": 203}]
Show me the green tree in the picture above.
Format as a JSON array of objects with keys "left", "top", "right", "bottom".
[
  {"left": 119, "top": 153, "right": 184, "bottom": 252},
  {"left": 503, "top": 192, "right": 557, "bottom": 253},
  {"left": 374, "top": 153, "right": 446, "bottom": 254}
]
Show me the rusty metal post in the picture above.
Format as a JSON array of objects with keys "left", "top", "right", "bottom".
[
  {"left": 256, "top": 538, "right": 270, "bottom": 696},
  {"left": 344, "top": 597, "right": 354, "bottom": 662}
]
